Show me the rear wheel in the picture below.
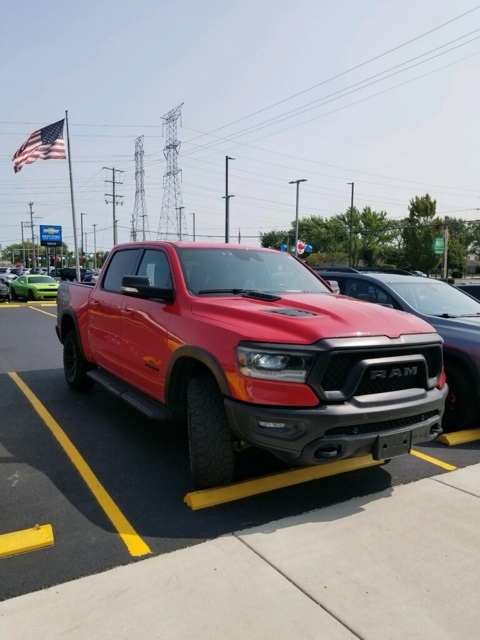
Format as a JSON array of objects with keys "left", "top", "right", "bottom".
[
  {"left": 187, "top": 375, "right": 235, "bottom": 489},
  {"left": 63, "top": 329, "right": 95, "bottom": 391},
  {"left": 443, "top": 361, "right": 477, "bottom": 432}
]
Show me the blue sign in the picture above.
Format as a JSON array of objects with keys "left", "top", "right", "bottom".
[{"left": 40, "top": 225, "right": 62, "bottom": 247}]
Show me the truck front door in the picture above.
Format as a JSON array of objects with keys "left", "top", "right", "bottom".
[{"left": 120, "top": 248, "right": 172, "bottom": 401}]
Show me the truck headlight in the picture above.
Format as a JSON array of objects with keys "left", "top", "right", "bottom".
[{"left": 237, "top": 346, "right": 315, "bottom": 383}]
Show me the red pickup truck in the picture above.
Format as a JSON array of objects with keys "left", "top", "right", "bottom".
[{"left": 56, "top": 242, "right": 448, "bottom": 488}]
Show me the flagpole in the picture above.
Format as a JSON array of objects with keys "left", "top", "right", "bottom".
[{"left": 65, "top": 110, "right": 80, "bottom": 282}]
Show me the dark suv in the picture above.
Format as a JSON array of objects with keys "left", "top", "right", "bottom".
[{"left": 314, "top": 268, "right": 480, "bottom": 432}]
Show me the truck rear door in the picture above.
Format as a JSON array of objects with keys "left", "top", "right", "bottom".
[{"left": 88, "top": 248, "right": 141, "bottom": 375}]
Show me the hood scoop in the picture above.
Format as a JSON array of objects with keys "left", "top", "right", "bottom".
[{"left": 264, "top": 308, "right": 319, "bottom": 317}]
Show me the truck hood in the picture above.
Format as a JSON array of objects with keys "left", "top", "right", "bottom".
[{"left": 191, "top": 292, "right": 437, "bottom": 343}]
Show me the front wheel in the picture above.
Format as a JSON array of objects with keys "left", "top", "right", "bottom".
[
  {"left": 443, "top": 361, "right": 477, "bottom": 432},
  {"left": 187, "top": 375, "right": 235, "bottom": 489},
  {"left": 63, "top": 329, "right": 95, "bottom": 391},
  {"left": 10, "top": 288, "right": 18, "bottom": 300},
  {"left": 27, "top": 289, "right": 34, "bottom": 301}
]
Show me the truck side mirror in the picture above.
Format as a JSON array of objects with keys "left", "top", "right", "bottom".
[{"left": 121, "top": 275, "right": 174, "bottom": 303}]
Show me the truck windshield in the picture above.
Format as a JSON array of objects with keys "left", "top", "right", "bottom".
[{"left": 176, "top": 247, "right": 331, "bottom": 296}]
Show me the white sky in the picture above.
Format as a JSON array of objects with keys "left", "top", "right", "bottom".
[{"left": 1, "top": 0, "right": 479, "bottom": 255}]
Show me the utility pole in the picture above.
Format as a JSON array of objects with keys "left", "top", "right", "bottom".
[
  {"left": 348, "top": 182, "right": 355, "bottom": 268},
  {"left": 176, "top": 206, "right": 185, "bottom": 241},
  {"left": 104, "top": 167, "right": 124, "bottom": 246},
  {"left": 289, "top": 179, "right": 307, "bottom": 257},
  {"left": 21, "top": 221, "right": 29, "bottom": 266},
  {"left": 92, "top": 224, "right": 97, "bottom": 270},
  {"left": 443, "top": 223, "right": 449, "bottom": 279},
  {"left": 191, "top": 212, "right": 196, "bottom": 242},
  {"left": 223, "top": 156, "right": 235, "bottom": 243}
]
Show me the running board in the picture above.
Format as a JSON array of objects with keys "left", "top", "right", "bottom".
[{"left": 87, "top": 369, "right": 171, "bottom": 421}]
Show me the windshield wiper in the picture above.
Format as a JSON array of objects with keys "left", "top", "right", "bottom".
[
  {"left": 432, "top": 313, "right": 459, "bottom": 318},
  {"left": 458, "top": 313, "right": 480, "bottom": 317},
  {"left": 197, "top": 288, "right": 281, "bottom": 301}
]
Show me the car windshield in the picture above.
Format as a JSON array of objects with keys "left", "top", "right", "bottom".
[
  {"left": 28, "top": 276, "right": 57, "bottom": 284},
  {"left": 176, "top": 247, "right": 331, "bottom": 295},
  {"left": 388, "top": 280, "right": 480, "bottom": 316}
]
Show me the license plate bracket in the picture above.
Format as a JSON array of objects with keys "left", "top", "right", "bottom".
[{"left": 373, "top": 431, "right": 412, "bottom": 460}]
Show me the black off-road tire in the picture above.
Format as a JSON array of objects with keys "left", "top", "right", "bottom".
[
  {"left": 187, "top": 375, "right": 235, "bottom": 489},
  {"left": 443, "top": 361, "right": 477, "bottom": 432},
  {"left": 63, "top": 329, "right": 95, "bottom": 391}
]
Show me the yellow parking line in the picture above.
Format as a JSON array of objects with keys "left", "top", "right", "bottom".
[
  {"left": 0, "top": 524, "right": 54, "bottom": 559},
  {"left": 410, "top": 449, "right": 457, "bottom": 470},
  {"left": 8, "top": 372, "right": 151, "bottom": 557},
  {"left": 184, "top": 455, "right": 384, "bottom": 510},
  {"left": 437, "top": 429, "right": 480, "bottom": 446},
  {"left": 28, "top": 306, "right": 56, "bottom": 318}
]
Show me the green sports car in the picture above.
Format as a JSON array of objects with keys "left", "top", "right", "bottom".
[{"left": 9, "top": 275, "right": 59, "bottom": 301}]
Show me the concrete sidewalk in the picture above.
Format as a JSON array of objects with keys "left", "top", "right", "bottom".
[{"left": 1, "top": 464, "right": 479, "bottom": 639}]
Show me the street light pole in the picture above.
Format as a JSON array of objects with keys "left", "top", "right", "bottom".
[
  {"left": 347, "top": 182, "right": 354, "bottom": 268},
  {"left": 224, "top": 156, "right": 235, "bottom": 243},
  {"left": 289, "top": 179, "right": 307, "bottom": 257}
]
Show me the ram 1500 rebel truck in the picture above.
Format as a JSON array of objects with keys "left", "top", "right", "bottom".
[{"left": 56, "top": 242, "right": 448, "bottom": 488}]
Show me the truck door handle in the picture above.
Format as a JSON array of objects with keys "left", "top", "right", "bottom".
[{"left": 123, "top": 308, "right": 134, "bottom": 316}]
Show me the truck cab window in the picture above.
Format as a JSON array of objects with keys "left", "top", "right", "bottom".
[
  {"left": 137, "top": 250, "right": 172, "bottom": 288},
  {"left": 103, "top": 249, "right": 141, "bottom": 293}
]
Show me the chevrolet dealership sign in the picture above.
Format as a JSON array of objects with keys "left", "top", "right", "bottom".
[{"left": 40, "top": 225, "right": 62, "bottom": 247}]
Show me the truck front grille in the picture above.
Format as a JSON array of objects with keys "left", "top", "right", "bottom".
[
  {"left": 308, "top": 340, "right": 443, "bottom": 402},
  {"left": 325, "top": 410, "right": 439, "bottom": 436}
]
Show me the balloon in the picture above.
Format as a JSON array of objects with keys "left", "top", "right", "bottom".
[
  {"left": 280, "top": 244, "right": 287, "bottom": 251},
  {"left": 305, "top": 244, "right": 312, "bottom": 253},
  {"left": 297, "top": 242, "right": 305, "bottom": 251}
]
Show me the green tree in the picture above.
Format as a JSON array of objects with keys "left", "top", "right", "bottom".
[
  {"left": 356, "top": 207, "right": 395, "bottom": 266},
  {"left": 259, "top": 230, "right": 291, "bottom": 250},
  {"left": 402, "top": 194, "right": 442, "bottom": 273}
]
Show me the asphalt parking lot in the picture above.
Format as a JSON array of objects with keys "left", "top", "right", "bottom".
[{"left": 1, "top": 300, "right": 479, "bottom": 602}]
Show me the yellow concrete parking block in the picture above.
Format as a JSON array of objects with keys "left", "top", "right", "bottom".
[
  {"left": 184, "top": 455, "right": 383, "bottom": 510},
  {"left": 437, "top": 429, "right": 480, "bottom": 446},
  {"left": 0, "top": 524, "right": 54, "bottom": 559}
]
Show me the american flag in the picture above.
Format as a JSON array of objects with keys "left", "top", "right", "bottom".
[{"left": 13, "top": 119, "right": 66, "bottom": 173}]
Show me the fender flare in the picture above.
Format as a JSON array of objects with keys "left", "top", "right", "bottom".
[
  {"left": 58, "top": 310, "right": 93, "bottom": 362},
  {"left": 165, "top": 345, "right": 232, "bottom": 399}
]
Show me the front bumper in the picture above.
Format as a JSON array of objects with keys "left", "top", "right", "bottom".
[{"left": 224, "top": 385, "right": 448, "bottom": 464}]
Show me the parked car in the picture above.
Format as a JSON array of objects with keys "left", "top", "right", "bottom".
[
  {"left": 9, "top": 275, "right": 59, "bottom": 301},
  {"left": 83, "top": 270, "right": 100, "bottom": 283},
  {"left": 0, "top": 273, "right": 18, "bottom": 285},
  {"left": 60, "top": 267, "right": 92, "bottom": 282},
  {"left": 0, "top": 281, "right": 10, "bottom": 302},
  {"left": 314, "top": 268, "right": 480, "bottom": 431},
  {"left": 455, "top": 283, "right": 480, "bottom": 302}
]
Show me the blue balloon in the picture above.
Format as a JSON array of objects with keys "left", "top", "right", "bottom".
[
  {"left": 305, "top": 244, "right": 312, "bottom": 253},
  {"left": 280, "top": 244, "right": 287, "bottom": 251}
]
